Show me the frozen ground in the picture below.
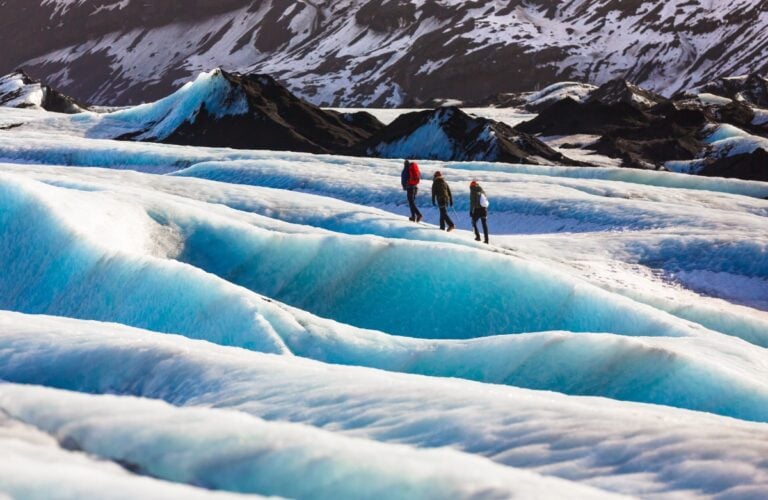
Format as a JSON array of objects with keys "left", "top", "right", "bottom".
[{"left": 0, "top": 104, "right": 767, "bottom": 499}]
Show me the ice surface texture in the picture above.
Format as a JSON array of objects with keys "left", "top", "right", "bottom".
[{"left": 0, "top": 104, "right": 767, "bottom": 498}]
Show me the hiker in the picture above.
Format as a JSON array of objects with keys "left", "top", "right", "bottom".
[
  {"left": 401, "top": 159, "right": 422, "bottom": 222},
  {"left": 431, "top": 171, "right": 454, "bottom": 231},
  {"left": 469, "top": 180, "right": 489, "bottom": 244}
]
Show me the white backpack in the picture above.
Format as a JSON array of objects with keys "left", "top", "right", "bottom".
[{"left": 479, "top": 193, "right": 489, "bottom": 208}]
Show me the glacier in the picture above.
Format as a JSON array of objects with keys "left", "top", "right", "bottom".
[{"left": 0, "top": 102, "right": 767, "bottom": 498}]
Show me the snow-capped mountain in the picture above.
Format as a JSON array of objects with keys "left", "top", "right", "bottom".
[
  {"left": 113, "top": 68, "right": 383, "bottom": 154},
  {"left": 362, "top": 106, "right": 580, "bottom": 165},
  {"left": 3, "top": 0, "right": 768, "bottom": 107}
]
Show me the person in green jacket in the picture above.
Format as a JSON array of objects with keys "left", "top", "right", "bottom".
[
  {"left": 431, "top": 171, "right": 455, "bottom": 231},
  {"left": 469, "top": 180, "right": 489, "bottom": 244}
]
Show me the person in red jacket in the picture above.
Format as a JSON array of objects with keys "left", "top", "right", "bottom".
[{"left": 401, "top": 159, "right": 422, "bottom": 222}]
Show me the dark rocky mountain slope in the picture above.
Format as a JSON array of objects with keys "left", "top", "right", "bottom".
[
  {"left": 3, "top": 0, "right": 768, "bottom": 107},
  {"left": 516, "top": 77, "right": 768, "bottom": 179}
]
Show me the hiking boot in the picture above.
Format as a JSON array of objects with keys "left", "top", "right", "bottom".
[
  {"left": 484, "top": 239, "right": 489, "bottom": 244},
  {"left": 447, "top": 225, "right": 455, "bottom": 232},
  {"left": 416, "top": 214, "right": 423, "bottom": 223},
  {"left": 408, "top": 216, "right": 415, "bottom": 222},
  {"left": 475, "top": 236, "right": 481, "bottom": 241}
]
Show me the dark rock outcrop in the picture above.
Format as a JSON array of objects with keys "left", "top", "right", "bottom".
[
  {"left": 699, "top": 147, "right": 768, "bottom": 182},
  {"left": 587, "top": 79, "right": 667, "bottom": 110},
  {"left": 515, "top": 98, "right": 650, "bottom": 136},
  {"left": 698, "top": 73, "right": 768, "bottom": 108},
  {"left": 591, "top": 102, "right": 709, "bottom": 169},
  {"left": 516, "top": 83, "right": 716, "bottom": 170}
]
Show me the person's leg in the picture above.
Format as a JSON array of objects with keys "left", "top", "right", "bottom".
[
  {"left": 481, "top": 217, "right": 489, "bottom": 243},
  {"left": 413, "top": 188, "right": 422, "bottom": 221},
  {"left": 407, "top": 187, "right": 417, "bottom": 220},
  {"left": 445, "top": 208, "right": 454, "bottom": 230},
  {"left": 439, "top": 206, "right": 448, "bottom": 229},
  {"left": 472, "top": 214, "right": 481, "bottom": 240}
]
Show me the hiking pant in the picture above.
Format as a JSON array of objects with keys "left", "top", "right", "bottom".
[
  {"left": 472, "top": 208, "right": 489, "bottom": 243},
  {"left": 438, "top": 205, "right": 454, "bottom": 230},
  {"left": 407, "top": 187, "right": 422, "bottom": 220}
]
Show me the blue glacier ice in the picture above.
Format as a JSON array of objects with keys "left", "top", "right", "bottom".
[
  {"left": 1, "top": 99, "right": 768, "bottom": 499},
  {"left": 1, "top": 313, "right": 768, "bottom": 499}
]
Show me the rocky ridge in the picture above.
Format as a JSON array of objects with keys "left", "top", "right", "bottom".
[{"left": 3, "top": 0, "right": 768, "bottom": 107}]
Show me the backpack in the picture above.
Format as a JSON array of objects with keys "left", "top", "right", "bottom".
[
  {"left": 408, "top": 162, "right": 421, "bottom": 186},
  {"left": 479, "top": 193, "right": 489, "bottom": 208}
]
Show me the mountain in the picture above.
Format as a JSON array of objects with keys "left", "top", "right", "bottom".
[
  {"left": 515, "top": 78, "right": 768, "bottom": 177},
  {"left": 361, "top": 106, "right": 580, "bottom": 165},
  {"left": 113, "top": 68, "right": 383, "bottom": 154},
  {"left": 104, "top": 69, "right": 572, "bottom": 164},
  {"left": 0, "top": 70, "right": 87, "bottom": 113},
  {"left": 695, "top": 73, "right": 768, "bottom": 107},
  {"left": 3, "top": 0, "right": 768, "bottom": 107},
  {"left": 586, "top": 79, "right": 667, "bottom": 110}
]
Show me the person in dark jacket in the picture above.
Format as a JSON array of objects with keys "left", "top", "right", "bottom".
[
  {"left": 469, "top": 180, "right": 489, "bottom": 244},
  {"left": 431, "top": 171, "right": 455, "bottom": 231},
  {"left": 401, "top": 159, "right": 422, "bottom": 222}
]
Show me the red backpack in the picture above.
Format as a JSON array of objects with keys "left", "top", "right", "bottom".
[{"left": 408, "top": 162, "right": 421, "bottom": 186}]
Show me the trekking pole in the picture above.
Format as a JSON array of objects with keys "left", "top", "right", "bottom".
[{"left": 451, "top": 205, "right": 461, "bottom": 227}]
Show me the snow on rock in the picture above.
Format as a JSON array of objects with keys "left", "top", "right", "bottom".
[
  {"left": 2, "top": 116, "right": 766, "bottom": 198},
  {"left": 0, "top": 382, "right": 619, "bottom": 499},
  {"left": 704, "top": 124, "right": 768, "bottom": 157},
  {"left": 587, "top": 79, "right": 667, "bottom": 110},
  {"left": 6, "top": 1, "right": 768, "bottom": 107},
  {"left": 0, "top": 70, "right": 87, "bottom": 113},
  {"left": 2, "top": 312, "right": 768, "bottom": 499},
  {"left": 363, "top": 106, "right": 580, "bottom": 165},
  {"left": 691, "top": 124, "right": 768, "bottom": 181},
  {"left": 111, "top": 69, "right": 249, "bottom": 141},
  {"left": 0, "top": 71, "right": 44, "bottom": 109},
  {"left": 525, "top": 81, "right": 597, "bottom": 110},
  {"left": 698, "top": 73, "right": 768, "bottom": 108}
]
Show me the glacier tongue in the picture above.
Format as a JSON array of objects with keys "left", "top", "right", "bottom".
[
  {"left": 1, "top": 166, "right": 768, "bottom": 423},
  {"left": 0, "top": 104, "right": 767, "bottom": 498}
]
